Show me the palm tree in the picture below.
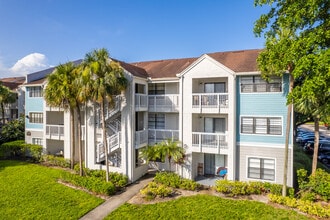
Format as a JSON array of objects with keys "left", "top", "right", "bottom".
[
  {"left": 44, "top": 62, "right": 81, "bottom": 171},
  {"left": 82, "top": 48, "right": 127, "bottom": 182},
  {"left": 0, "top": 83, "right": 16, "bottom": 125},
  {"left": 139, "top": 145, "right": 163, "bottom": 171},
  {"left": 157, "top": 139, "right": 185, "bottom": 171}
]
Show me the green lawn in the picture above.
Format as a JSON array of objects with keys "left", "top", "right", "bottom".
[
  {"left": 0, "top": 160, "right": 103, "bottom": 220},
  {"left": 106, "top": 194, "right": 311, "bottom": 220}
]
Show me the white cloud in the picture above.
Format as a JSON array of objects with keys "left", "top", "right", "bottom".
[{"left": 9, "top": 53, "right": 51, "bottom": 76}]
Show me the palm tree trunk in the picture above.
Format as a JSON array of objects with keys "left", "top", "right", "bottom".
[
  {"left": 282, "top": 74, "right": 294, "bottom": 197},
  {"left": 76, "top": 105, "right": 83, "bottom": 176},
  {"left": 312, "top": 116, "right": 320, "bottom": 174},
  {"left": 1, "top": 103, "right": 5, "bottom": 125},
  {"left": 70, "top": 108, "right": 75, "bottom": 170},
  {"left": 101, "top": 98, "right": 110, "bottom": 182}
]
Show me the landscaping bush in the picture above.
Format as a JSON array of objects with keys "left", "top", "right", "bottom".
[
  {"left": 60, "top": 172, "right": 116, "bottom": 196},
  {"left": 74, "top": 164, "right": 128, "bottom": 188},
  {"left": 154, "top": 171, "right": 201, "bottom": 190},
  {"left": 25, "top": 144, "right": 43, "bottom": 161},
  {"left": 215, "top": 180, "right": 291, "bottom": 197},
  {"left": 140, "top": 182, "right": 173, "bottom": 200},
  {"left": 268, "top": 194, "right": 330, "bottom": 218},
  {"left": 41, "top": 155, "right": 70, "bottom": 168},
  {"left": 297, "top": 168, "right": 330, "bottom": 202},
  {"left": 0, "top": 140, "right": 26, "bottom": 158},
  {"left": 108, "top": 172, "right": 128, "bottom": 188}
]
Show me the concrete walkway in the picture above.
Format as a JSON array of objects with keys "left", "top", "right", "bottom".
[{"left": 80, "top": 174, "right": 154, "bottom": 220}]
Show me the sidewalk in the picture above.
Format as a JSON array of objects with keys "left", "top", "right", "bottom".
[{"left": 80, "top": 173, "right": 154, "bottom": 220}]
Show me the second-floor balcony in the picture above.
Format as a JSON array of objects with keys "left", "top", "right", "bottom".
[
  {"left": 135, "top": 129, "right": 148, "bottom": 148},
  {"left": 46, "top": 124, "right": 64, "bottom": 140},
  {"left": 192, "top": 132, "right": 228, "bottom": 154},
  {"left": 148, "top": 95, "right": 179, "bottom": 112},
  {"left": 192, "top": 93, "right": 229, "bottom": 113},
  {"left": 135, "top": 94, "right": 148, "bottom": 111},
  {"left": 148, "top": 129, "right": 179, "bottom": 145}
]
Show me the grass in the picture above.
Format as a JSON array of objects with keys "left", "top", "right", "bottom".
[
  {"left": 0, "top": 160, "right": 103, "bottom": 220},
  {"left": 106, "top": 194, "right": 311, "bottom": 220}
]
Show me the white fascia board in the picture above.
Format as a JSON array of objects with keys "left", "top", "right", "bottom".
[
  {"left": 148, "top": 77, "right": 179, "bottom": 83},
  {"left": 235, "top": 71, "right": 261, "bottom": 76},
  {"left": 177, "top": 54, "right": 236, "bottom": 77}
]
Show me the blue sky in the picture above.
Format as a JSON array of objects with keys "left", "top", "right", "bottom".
[{"left": 0, "top": 0, "right": 269, "bottom": 78}]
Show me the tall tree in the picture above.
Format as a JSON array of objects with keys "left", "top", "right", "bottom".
[
  {"left": 0, "top": 83, "right": 17, "bottom": 125},
  {"left": 254, "top": 0, "right": 329, "bottom": 195},
  {"left": 44, "top": 62, "right": 82, "bottom": 172},
  {"left": 83, "top": 48, "right": 127, "bottom": 182}
]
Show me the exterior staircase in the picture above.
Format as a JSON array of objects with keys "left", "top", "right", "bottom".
[{"left": 96, "top": 96, "right": 122, "bottom": 163}]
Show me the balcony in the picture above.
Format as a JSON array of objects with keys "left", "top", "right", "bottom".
[
  {"left": 46, "top": 124, "right": 64, "bottom": 140},
  {"left": 135, "top": 94, "right": 148, "bottom": 111},
  {"left": 192, "top": 93, "right": 228, "bottom": 113},
  {"left": 148, "top": 95, "right": 179, "bottom": 112},
  {"left": 135, "top": 130, "right": 148, "bottom": 148},
  {"left": 192, "top": 132, "right": 228, "bottom": 154},
  {"left": 148, "top": 129, "right": 179, "bottom": 145}
]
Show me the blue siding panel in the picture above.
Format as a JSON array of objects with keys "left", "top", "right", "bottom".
[
  {"left": 25, "top": 87, "right": 44, "bottom": 130},
  {"left": 236, "top": 74, "right": 292, "bottom": 144}
]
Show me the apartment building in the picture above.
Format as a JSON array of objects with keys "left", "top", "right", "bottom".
[
  {"left": 23, "top": 49, "right": 293, "bottom": 186},
  {"left": 0, "top": 77, "right": 25, "bottom": 123}
]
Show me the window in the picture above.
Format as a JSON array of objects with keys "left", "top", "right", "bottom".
[
  {"left": 29, "top": 86, "right": 43, "bottom": 97},
  {"left": 32, "top": 138, "right": 43, "bottom": 146},
  {"left": 241, "top": 76, "right": 282, "bottom": 93},
  {"left": 248, "top": 157, "right": 275, "bottom": 181},
  {"left": 148, "top": 113, "right": 165, "bottom": 129},
  {"left": 135, "top": 83, "right": 145, "bottom": 94},
  {"left": 241, "top": 117, "right": 282, "bottom": 135},
  {"left": 148, "top": 83, "right": 165, "bottom": 95},
  {"left": 204, "top": 82, "right": 225, "bottom": 93},
  {"left": 29, "top": 112, "right": 43, "bottom": 124}
]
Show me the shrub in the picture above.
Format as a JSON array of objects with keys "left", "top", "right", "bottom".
[
  {"left": 268, "top": 194, "right": 330, "bottom": 218},
  {"left": 140, "top": 182, "right": 173, "bottom": 200},
  {"left": 74, "top": 165, "right": 128, "bottom": 188},
  {"left": 215, "top": 180, "right": 291, "bottom": 197},
  {"left": 25, "top": 144, "right": 43, "bottom": 161},
  {"left": 60, "top": 172, "right": 116, "bottom": 196},
  {"left": 108, "top": 172, "right": 128, "bottom": 188},
  {"left": 41, "top": 155, "right": 70, "bottom": 168},
  {"left": 0, "top": 140, "right": 26, "bottom": 158},
  {"left": 297, "top": 168, "right": 330, "bottom": 202},
  {"left": 154, "top": 171, "right": 200, "bottom": 191}
]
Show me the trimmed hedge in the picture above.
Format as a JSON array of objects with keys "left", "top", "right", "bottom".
[
  {"left": 215, "top": 180, "right": 293, "bottom": 197},
  {"left": 60, "top": 172, "right": 116, "bottom": 196},
  {"left": 0, "top": 140, "right": 42, "bottom": 161},
  {"left": 154, "top": 172, "right": 201, "bottom": 191},
  {"left": 73, "top": 164, "right": 128, "bottom": 188},
  {"left": 268, "top": 194, "right": 330, "bottom": 218},
  {"left": 140, "top": 182, "right": 173, "bottom": 200},
  {"left": 41, "top": 155, "right": 70, "bottom": 168}
]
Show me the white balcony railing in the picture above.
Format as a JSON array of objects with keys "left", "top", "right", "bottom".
[
  {"left": 46, "top": 125, "right": 64, "bottom": 139},
  {"left": 148, "top": 129, "right": 179, "bottom": 144},
  {"left": 107, "top": 131, "right": 121, "bottom": 151},
  {"left": 148, "top": 95, "right": 179, "bottom": 112},
  {"left": 135, "top": 94, "right": 148, "bottom": 110},
  {"left": 192, "top": 93, "right": 228, "bottom": 109},
  {"left": 192, "top": 132, "right": 228, "bottom": 150},
  {"left": 135, "top": 130, "right": 148, "bottom": 147}
]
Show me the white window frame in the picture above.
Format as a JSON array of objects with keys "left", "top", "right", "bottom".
[
  {"left": 240, "top": 116, "right": 282, "bottom": 136},
  {"left": 32, "top": 138, "right": 43, "bottom": 146},
  {"left": 240, "top": 75, "right": 282, "bottom": 93},
  {"left": 247, "top": 156, "right": 276, "bottom": 181},
  {"left": 29, "top": 112, "right": 43, "bottom": 124},
  {"left": 29, "top": 86, "right": 43, "bottom": 97}
]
